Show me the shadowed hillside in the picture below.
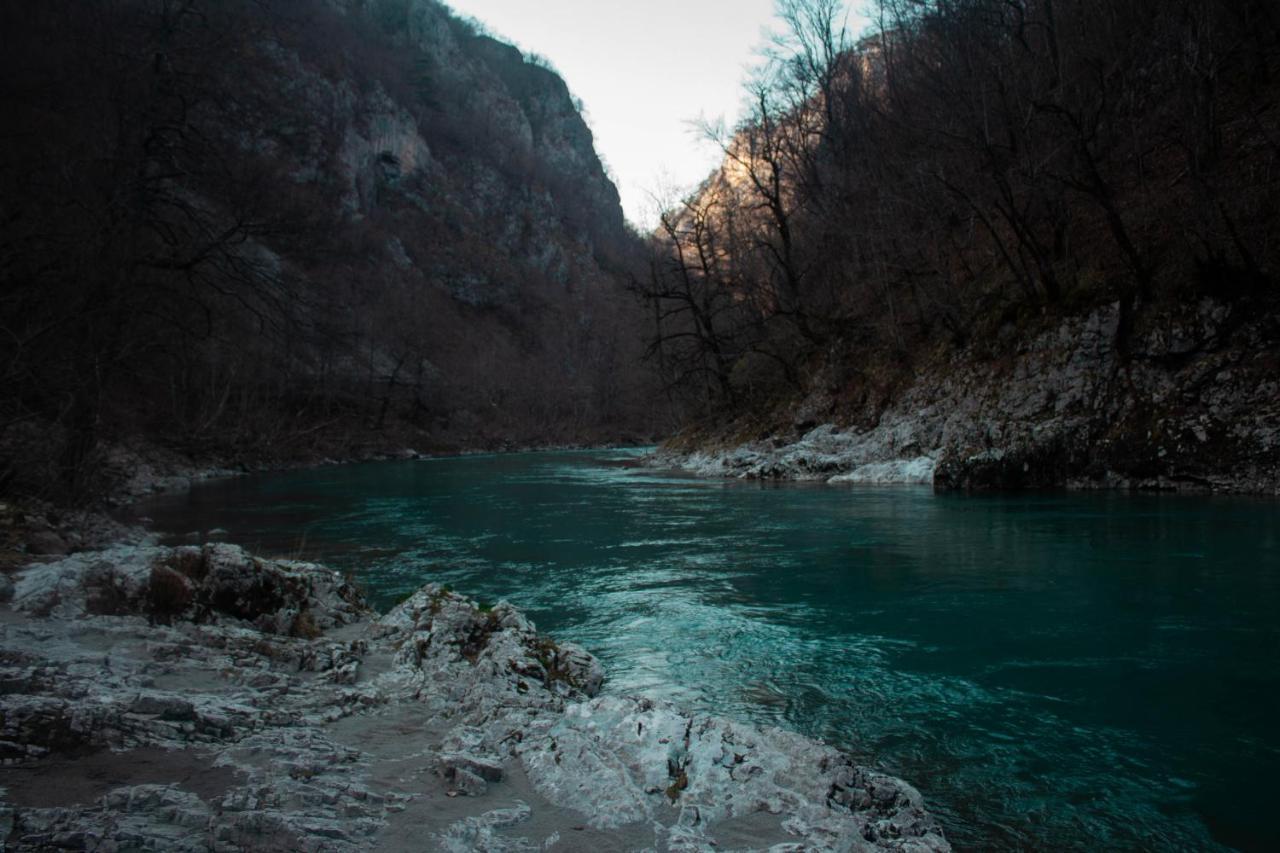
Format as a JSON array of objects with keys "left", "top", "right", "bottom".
[
  {"left": 0, "top": 0, "right": 660, "bottom": 501},
  {"left": 642, "top": 0, "right": 1280, "bottom": 492}
]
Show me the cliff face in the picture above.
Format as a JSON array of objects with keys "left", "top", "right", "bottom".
[
  {"left": 0, "top": 0, "right": 656, "bottom": 499},
  {"left": 328, "top": 0, "right": 626, "bottom": 276},
  {"left": 282, "top": 2, "right": 624, "bottom": 307},
  {"left": 259, "top": 0, "right": 642, "bottom": 410}
]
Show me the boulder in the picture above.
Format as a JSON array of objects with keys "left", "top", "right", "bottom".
[{"left": 26, "top": 531, "right": 69, "bottom": 556}]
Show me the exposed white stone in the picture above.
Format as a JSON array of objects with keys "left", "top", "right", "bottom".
[
  {"left": 0, "top": 544, "right": 949, "bottom": 851},
  {"left": 511, "top": 695, "right": 948, "bottom": 851},
  {"left": 655, "top": 300, "right": 1280, "bottom": 494},
  {"left": 829, "top": 456, "right": 937, "bottom": 485}
]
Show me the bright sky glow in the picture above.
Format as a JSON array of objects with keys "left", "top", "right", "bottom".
[{"left": 443, "top": 0, "right": 787, "bottom": 228}]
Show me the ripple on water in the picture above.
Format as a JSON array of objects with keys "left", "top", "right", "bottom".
[{"left": 139, "top": 450, "right": 1280, "bottom": 852}]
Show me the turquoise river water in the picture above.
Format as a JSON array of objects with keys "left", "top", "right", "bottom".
[{"left": 139, "top": 449, "right": 1280, "bottom": 851}]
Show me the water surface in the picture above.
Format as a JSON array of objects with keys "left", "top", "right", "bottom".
[{"left": 140, "top": 450, "right": 1280, "bottom": 851}]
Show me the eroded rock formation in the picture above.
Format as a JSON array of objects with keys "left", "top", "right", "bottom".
[{"left": 0, "top": 543, "right": 948, "bottom": 851}]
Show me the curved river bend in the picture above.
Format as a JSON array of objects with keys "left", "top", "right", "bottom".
[{"left": 140, "top": 450, "right": 1280, "bottom": 851}]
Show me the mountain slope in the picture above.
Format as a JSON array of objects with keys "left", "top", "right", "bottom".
[
  {"left": 643, "top": 0, "right": 1280, "bottom": 493},
  {"left": 0, "top": 0, "right": 657, "bottom": 500}
]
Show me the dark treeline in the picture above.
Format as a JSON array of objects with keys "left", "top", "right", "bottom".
[
  {"left": 639, "top": 0, "right": 1279, "bottom": 414},
  {"left": 1, "top": 0, "right": 656, "bottom": 502}
]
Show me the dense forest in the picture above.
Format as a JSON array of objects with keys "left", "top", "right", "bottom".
[
  {"left": 0, "top": 0, "right": 658, "bottom": 503},
  {"left": 640, "top": 0, "right": 1279, "bottom": 432}
]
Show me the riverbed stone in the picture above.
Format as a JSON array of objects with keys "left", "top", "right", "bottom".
[
  {"left": 24, "top": 531, "right": 69, "bottom": 556},
  {"left": 0, "top": 543, "right": 951, "bottom": 851}
]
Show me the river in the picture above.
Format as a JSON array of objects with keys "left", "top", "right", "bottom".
[{"left": 138, "top": 449, "right": 1280, "bottom": 851}]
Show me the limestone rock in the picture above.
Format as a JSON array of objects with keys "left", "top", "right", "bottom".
[
  {"left": 656, "top": 300, "right": 1280, "bottom": 495},
  {"left": 0, "top": 544, "right": 950, "bottom": 852},
  {"left": 510, "top": 696, "right": 948, "bottom": 851}
]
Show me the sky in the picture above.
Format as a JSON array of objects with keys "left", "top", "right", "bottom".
[{"left": 443, "top": 0, "right": 787, "bottom": 229}]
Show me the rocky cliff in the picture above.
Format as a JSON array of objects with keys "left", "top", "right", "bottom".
[{"left": 0, "top": 0, "right": 655, "bottom": 501}]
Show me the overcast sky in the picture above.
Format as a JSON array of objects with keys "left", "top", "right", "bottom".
[{"left": 444, "top": 0, "right": 791, "bottom": 228}]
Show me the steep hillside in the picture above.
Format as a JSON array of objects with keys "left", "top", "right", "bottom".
[
  {"left": 0, "top": 0, "right": 657, "bottom": 501},
  {"left": 642, "top": 0, "right": 1280, "bottom": 494}
]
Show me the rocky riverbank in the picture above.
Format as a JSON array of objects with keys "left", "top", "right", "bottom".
[
  {"left": 653, "top": 299, "right": 1280, "bottom": 495},
  {"left": 102, "top": 438, "right": 656, "bottom": 510},
  {"left": 0, "top": 539, "right": 949, "bottom": 851}
]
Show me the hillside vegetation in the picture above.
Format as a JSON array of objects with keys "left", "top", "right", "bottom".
[
  {"left": 0, "top": 0, "right": 657, "bottom": 502},
  {"left": 641, "top": 0, "right": 1280, "bottom": 490}
]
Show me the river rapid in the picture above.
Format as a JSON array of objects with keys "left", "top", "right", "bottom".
[{"left": 139, "top": 449, "right": 1280, "bottom": 851}]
